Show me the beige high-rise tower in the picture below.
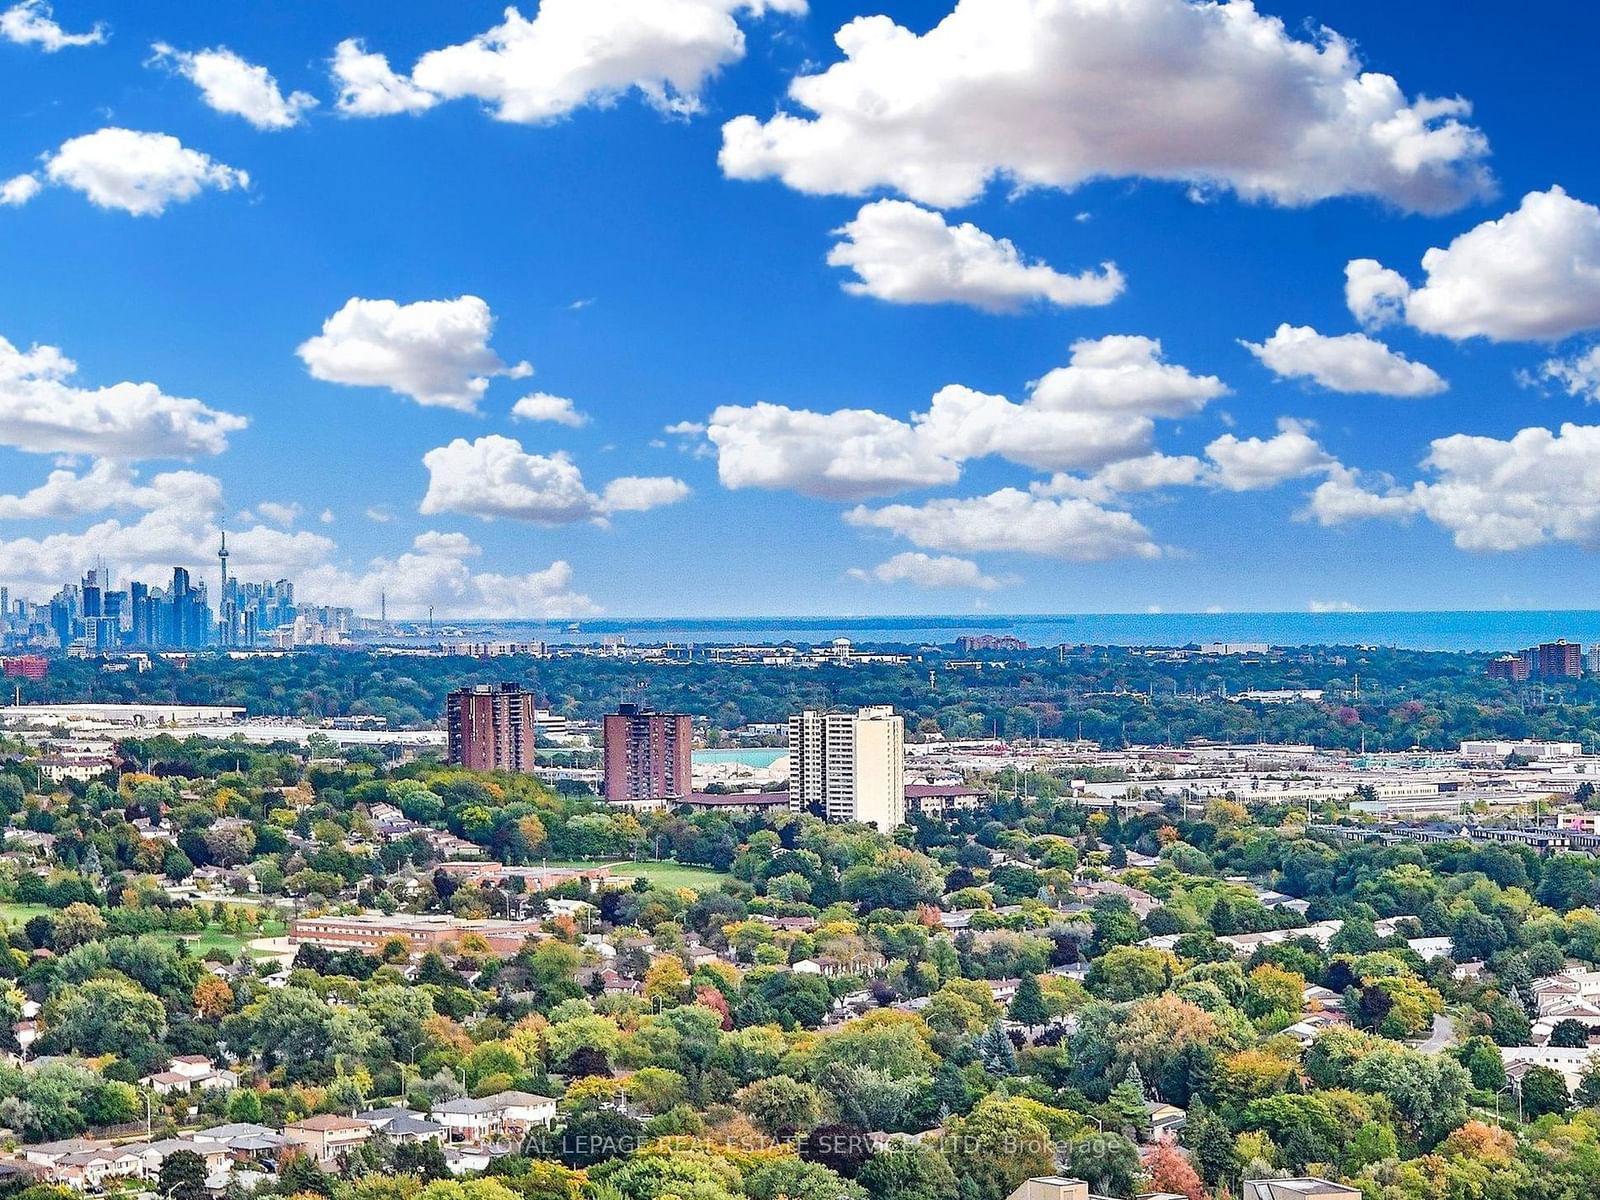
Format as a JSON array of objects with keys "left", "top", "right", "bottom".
[{"left": 787, "top": 705, "right": 904, "bottom": 828}]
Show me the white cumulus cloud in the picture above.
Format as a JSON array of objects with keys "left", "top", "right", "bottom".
[
  {"left": 0, "top": 331, "right": 246, "bottom": 458},
  {"left": 1344, "top": 259, "right": 1412, "bottom": 330},
  {"left": 0, "top": 174, "right": 41, "bottom": 206},
  {"left": 1037, "top": 452, "right": 1207, "bottom": 501},
  {"left": 914, "top": 384, "right": 1153, "bottom": 473},
  {"left": 419, "top": 434, "right": 688, "bottom": 525},
  {"left": 701, "top": 335, "right": 1222, "bottom": 500},
  {"left": 254, "top": 500, "right": 302, "bottom": 528},
  {"left": 1302, "top": 465, "right": 1421, "bottom": 527},
  {"left": 0, "top": 502, "right": 332, "bottom": 600},
  {"left": 151, "top": 43, "right": 316, "bottom": 130},
  {"left": 827, "top": 199, "right": 1123, "bottom": 312},
  {"left": 402, "top": 0, "right": 805, "bottom": 124},
  {"left": 704, "top": 401, "right": 961, "bottom": 500},
  {"left": 1309, "top": 423, "right": 1600, "bottom": 552},
  {"left": 330, "top": 38, "right": 439, "bottom": 116},
  {"left": 1346, "top": 187, "right": 1600, "bottom": 341},
  {"left": 598, "top": 474, "right": 691, "bottom": 512},
  {"left": 0, "top": 470, "right": 597, "bottom": 618},
  {"left": 721, "top": 0, "right": 1491, "bottom": 212},
  {"left": 297, "top": 296, "right": 531, "bottom": 412},
  {"left": 0, "top": 1, "right": 104, "bottom": 51},
  {"left": 1029, "top": 335, "right": 1227, "bottom": 418},
  {"left": 846, "top": 487, "right": 1160, "bottom": 561},
  {"left": 39, "top": 127, "right": 248, "bottom": 216},
  {"left": 1205, "top": 418, "right": 1335, "bottom": 491},
  {"left": 0, "top": 460, "right": 220, "bottom": 521},
  {"left": 512, "top": 391, "right": 588, "bottom": 426},
  {"left": 302, "top": 553, "right": 597, "bottom": 619},
  {"left": 411, "top": 530, "right": 481, "bottom": 558},
  {"left": 1539, "top": 345, "right": 1600, "bottom": 402},
  {"left": 848, "top": 551, "right": 1004, "bottom": 590},
  {"left": 1241, "top": 323, "right": 1446, "bottom": 396}
]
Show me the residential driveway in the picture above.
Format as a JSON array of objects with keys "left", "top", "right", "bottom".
[{"left": 1417, "top": 1013, "right": 1456, "bottom": 1054}]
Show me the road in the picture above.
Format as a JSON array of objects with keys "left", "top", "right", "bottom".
[{"left": 1418, "top": 1013, "right": 1456, "bottom": 1054}]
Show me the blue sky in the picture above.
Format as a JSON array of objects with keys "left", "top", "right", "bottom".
[{"left": 2, "top": 0, "right": 1599, "bottom": 618}]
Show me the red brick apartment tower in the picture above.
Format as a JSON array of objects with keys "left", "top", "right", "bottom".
[
  {"left": 1537, "top": 640, "right": 1584, "bottom": 679},
  {"left": 602, "top": 703, "right": 691, "bottom": 801},
  {"left": 446, "top": 683, "right": 537, "bottom": 773}
]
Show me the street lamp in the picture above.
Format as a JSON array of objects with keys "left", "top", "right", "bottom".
[
  {"left": 400, "top": 1037, "right": 427, "bottom": 1106},
  {"left": 1496, "top": 1080, "right": 1523, "bottom": 1125}
]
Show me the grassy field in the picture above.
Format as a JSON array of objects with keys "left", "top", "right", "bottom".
[
  {"left": 543, "top": 859, "right": 729, "bottom": 891},
  {"left": 0, "top": 902, "right": 285, "bottom": 957}
]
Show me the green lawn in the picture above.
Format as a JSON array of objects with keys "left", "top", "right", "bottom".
[
  {"left": 0, "top": 902, "right": 48, "bottom": 926},
  {"left": 543, "top": 859, "right": 729, "bottom": 891},
  {"left": 0, "top": 902, "right": 285, "bottom": 957}
]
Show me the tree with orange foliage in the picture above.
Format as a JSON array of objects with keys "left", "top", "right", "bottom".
[
  {"left": 193, "top": 975, "right": 234, "bottom": 1019},
  {"left": 1144, "top": 1134, "right": 1206, "bottom": 1200},
  {"left": 1439, "top": 1119, "right": 1516, "bottom": 1166},
  {"left": 549, "top": 914, "right": 579, "bottom": 942}
]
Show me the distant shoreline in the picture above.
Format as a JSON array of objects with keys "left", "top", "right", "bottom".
[{"left": 361, "top": 610, "right": 1600, "bottom": 653}]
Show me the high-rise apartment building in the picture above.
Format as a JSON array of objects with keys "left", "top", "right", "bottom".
[
  {"left": 957, "top": 634, "right": 1028, "bottom": 653},
  {"left": 602, "top": 703, "right": 691, "bottom": 802},
  {"left": 1488, "top": 640, "right": 1591, "bottom": 682},
  {"left": 1486, "top": 653, "right": 1532, "bottom": 682},
  {"left": 1537, "top": 640, "right": 1584, "bottom": 679},
  {"left": 788, "top": 705, "right": 905, "bottom": 829},
  {"left": 446, "top": 683, "right": 539, "bottom": 774}
]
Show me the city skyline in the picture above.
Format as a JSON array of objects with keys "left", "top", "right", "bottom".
[
  {"left": 1, "top": 559, "right": 353, "bottom": 651},
  {"left": 5, "top": 2, "right": 1600, "bottom": 617}
]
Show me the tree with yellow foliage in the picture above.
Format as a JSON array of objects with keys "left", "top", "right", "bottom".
[{"left": 643, "top": 956, "right": 691, "bottom": 1008}]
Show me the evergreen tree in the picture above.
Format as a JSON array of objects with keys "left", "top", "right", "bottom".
[
  {"left": 927, "top": 1059, "right": 973, "bottom": 1117},
  {"left": 1121, "top": 1061, "right": 1146, "bottom": 1098},
  {"left": 1184, "top": 1101, "right": 1240, "bottom": 1187},
  {"left": 1107, "top": 1064, "right": 1148, "bottom": 1138},
  {"left": 976, "top": 1021, "right": 1018, "bottom": 1076}
]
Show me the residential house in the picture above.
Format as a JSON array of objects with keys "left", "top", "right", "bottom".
[
  {"left": 283, "top": 1114, "right": 373, "bottom": 1162},
  {"left": 1282, "top": 1011, "right": 1348, "bottom": 1047},
  {"left": 443, "top": 1145, "right": 498, "bottom": 1175},
  {"left": 121, "top": 1138, "right": 233, "bottom": 1179},
  {"left": 21, "top": 1139, "right": 109, "bottom": 1170},
  {"left": 141, "top": 1055, "right": 237, "bottom": 1094},
  {"left": 1217, "top": 920, "right": 1344, "bottom": 959},
  {"left": 430, "top": 1091, "right": 557, "bottom": 1141},
  {"left": 1407, "top": 936, "right": 1454, "bottom": 960},
  {"left": 358, "top": 1107, "right": 446, "bottom": 1144},
  {"left": 46, "top": 1146, "right": 130, "bottom": 1190},
  {"left": 1146, "top": 1100, "right": 1186, "bottom": 1140},
  {"left": 192, "top": 1123, "right": 288, "bottom": 1159},
  {"left": 1071, "top": 879, "right": 1158, "bottom": 919}
]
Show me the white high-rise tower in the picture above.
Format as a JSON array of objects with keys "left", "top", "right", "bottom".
[{"left": 787, "top": 705, "right": 904, "bottom": 829}]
